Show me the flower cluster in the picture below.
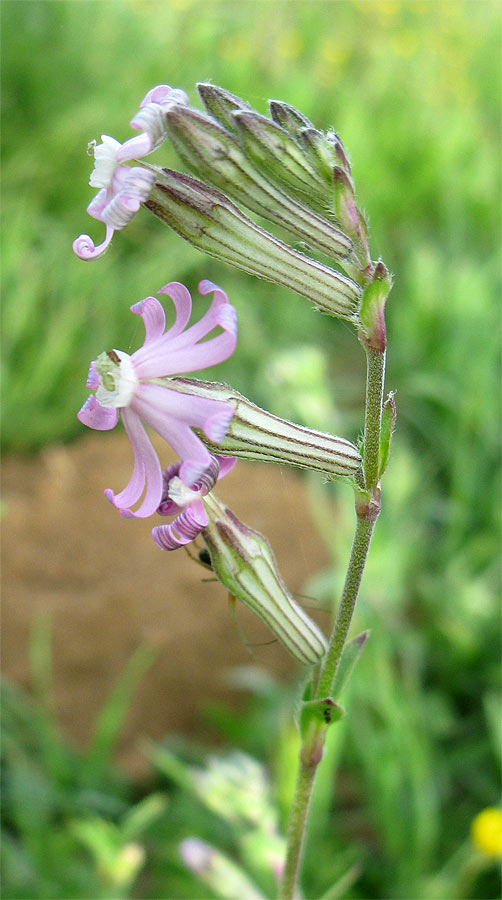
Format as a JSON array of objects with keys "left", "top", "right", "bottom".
[
  {"left": 73, "top": 84, "right": 188, "bottom": 260},
  {"left": 78, "top": 280, "right": 237, "bottom": 517},
  {"left": 73, "top": 81, "right": 385, "bottom": 671}
]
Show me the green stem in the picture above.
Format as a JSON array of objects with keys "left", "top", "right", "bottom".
[
  {"left": 278, "top": 343, "right": 386, "bottom": 900},
  {"left": 363, "top": 347, "right": 386, "bottom": 492},
  {"left": 278, "top": 754, "right": 318, "bottom": 900},
  {"left": 316, "top": 514, "right": 375, "bottom": 700}
]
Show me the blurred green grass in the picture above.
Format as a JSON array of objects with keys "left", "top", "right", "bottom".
[{"left": 1, "top": 1, "right": 500, "bottom": 898}]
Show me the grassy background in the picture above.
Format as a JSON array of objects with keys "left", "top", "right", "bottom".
[{"left": 1, "top": 1, "right": 500, "bottom": 898}]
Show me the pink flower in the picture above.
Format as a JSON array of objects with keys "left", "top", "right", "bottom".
[
  {"left": 152, "top": 454, "right": 236, "bottom": 550},
  {"left": 78, "top": 280, "right": 237, "bottom": 518},
  {"left": 73, "top": 84, "right": 189, "bottom": 260}
]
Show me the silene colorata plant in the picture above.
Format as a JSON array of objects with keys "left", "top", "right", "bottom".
[{"left": 73, "top": 82, "right": 396, "bottom": 900}]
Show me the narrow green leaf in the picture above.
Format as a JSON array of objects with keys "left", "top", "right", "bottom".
[
  {"left": 331, "top": 630, "right": 370, "bottom": 700},
  {"left": 81, "top": 645, "right": 156, "bottom": 784},
  {"left": 379, "top": 391, "right": 397, "bottom": 478}
]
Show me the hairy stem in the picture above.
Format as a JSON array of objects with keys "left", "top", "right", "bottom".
[
  {"left": 278, "top": 342, "right": 386, "bottom": 900},
  {"left": 363, "top": 347, "right": 386, "bottom": 492},
  {"left": 316, "top": 514, "right": 376, "bottom": 700},
  {"left": 278, "top": 753, "right": 318, "bottom": 900}
]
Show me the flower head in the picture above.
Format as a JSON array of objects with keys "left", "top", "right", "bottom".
[
  {"left": 78, "top": 280, "right": 237, "bottom": 518},
  {"left": 471, "top": 807, "right": 502, "bottom": 858},
  {"left": 73, "top": 84, "right": 189, "bottom": 260}
]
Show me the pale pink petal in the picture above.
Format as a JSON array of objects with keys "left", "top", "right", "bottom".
[
  {"left": 105, "top": 408, "right": 163, "bottom": 518},
  {"left": 77, "top": 395, "right": 118, "bottom": 430},
  {"left": 164, "top": 285, "right": 231, "bottom": 350},
  {"left": 157, "top": 462, "right": 183, "bottom": 515},
  {"left": 138, "top": 85, "right": 189, "bottom": 108},
  {"left": 139, "top": 84, "right": 174, "bottom": 107},
  {"left": 132, "top": 301, "right": 237, "bottom": 378},
  {"left": 152, "top": 499, "right": 208, "bottom": 551},
  {"left": 73, "top": 226, "right": 115, "bottom": 260},
  {"left": 102, "top": 168, "right": 155, "bottom": 231},
  {"left": 116, "top": 133, "right": 153, "bottom": 162},
  {"left": 86, "top": 361, "right": 99, "bottom": 389},
  {"left": 86, "top": 187, "right": 110, "bottom": 222},
  {"left": 110, "top": 165, "right": 131, "bottom": 192},
  {"left": 132, "top": 383, "right": 233, "bottom": 435},
  {"left": 130, "top": 296, "right": 166, "bottom": 343},
  {"left": 129, "top": 385, "right": 214, "bottom": 485},
  {"left": 217, "top": 456, "right": 238, "bottom": 479},
  {"left": 157, "top": 282, "right": 193, "bottom": 338},
  {"left": 204, "top": 408, "right": 234, "bottom": 443}
]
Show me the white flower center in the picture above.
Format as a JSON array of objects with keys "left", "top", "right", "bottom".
[
  {"left": 168, "top": 476, "right": 202, "bottom": 508},
  {"left": 89, "top": 135, "right": 121, "bottom": 189},
  {"left": 95, "top": 350, "right": 138, "bottom": 408}
]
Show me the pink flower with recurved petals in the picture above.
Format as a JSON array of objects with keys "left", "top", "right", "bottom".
[
  {"left": 73, "top": 84, "right": 189, "bottom": 260},
  {"left": 152, "top": 454, "right": 236, "bottom": 550},
  {"left": 78, "top": 280, "right": 237, "bottom": 518}
]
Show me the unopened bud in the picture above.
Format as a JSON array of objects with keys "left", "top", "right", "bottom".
[
  {"left": 233, "top": 109, "right": 327, "bottom": 207},
  {"left": 163, "top": 377, "right": 363, "bottom": 482},
  {"left": 333, "top": 168, "right": 371, "bottom": 272},
  {"left": 197, "top": 82, "right": 252, "bottom": 133},
  {"left": 296, "top": 127, "right": 341, "bottom": 182},
  {"left": 202, "top": 494, "right": 328, "bottom": 665},
  {"left": 269, "top": 99, "right": 314, "bottom": 136},
  {"left": 165, "top": 106, "right": 355, "bottom": 264},
  {"left": 358, "top": 261, "right": 392, "bottom": 351},
  {"left": 145, "top": 170, "right": 361, "bottom": 320}
]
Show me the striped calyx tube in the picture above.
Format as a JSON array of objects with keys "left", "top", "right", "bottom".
[
  {"left": 202, "top": 493, "right": 328, "bottom": 665},
  {"left": 158, "top": 377, "right": 363, "bottom": 483}
]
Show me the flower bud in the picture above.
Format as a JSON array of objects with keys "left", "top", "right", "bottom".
[
  {"left": 145, "top": 170, "right": 361, "bottom": 320},
  {"left": 297, "top": 128, "right": 352, "bottom": 184},
  {"left": 164, "top": 106, "right": 355, "bottom": 263},
  {"left": 358, "top": 261, "right": 392, "bottom": 351},
  {"left": 162, "top": 377, "right": 363, "bottom": 482},
  {"left": 197, "top": 82, "right": 252, "bottom": 133},
  {"left": 269, "top": 99, "right": 315, "bottom": 136},
  {"left": 202, "top": 493, "right": 328, "bottom": 665},
  {"left": 232, "top": 109, "right": 327, "bottom": 208}
]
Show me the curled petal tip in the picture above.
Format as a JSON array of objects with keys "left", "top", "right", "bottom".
[
  {"left": 73, "top": 226, "right": 114, "bottom": 260},
  {"left": 216, "top": 302, "right": 237, "bottom": 334},
  {"left": 103, "top": 489, "right": 134, "bottom": 518},
  {"left": 198, "top": 278, "right": 223, "bottom": 296}
]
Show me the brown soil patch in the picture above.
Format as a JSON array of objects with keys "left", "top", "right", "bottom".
[{"left": 1, "top": 432, "right": 330, "bottom": 776}]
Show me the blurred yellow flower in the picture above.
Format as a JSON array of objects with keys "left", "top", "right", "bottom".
[
  {"left": 471, "top": 807, "right": 502, "bottom": 858},
  {"left": 375, "top": 1, "right": 400, "bottom": 17},
  {"left": 276, "top": 28, "right": 303, "bottom": 60},
  {"left": 218, "top": 34, "right": 250, "bottom": 63},
  {"left": 320, "top": 37, "right": 348, "bottom": 68}
]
